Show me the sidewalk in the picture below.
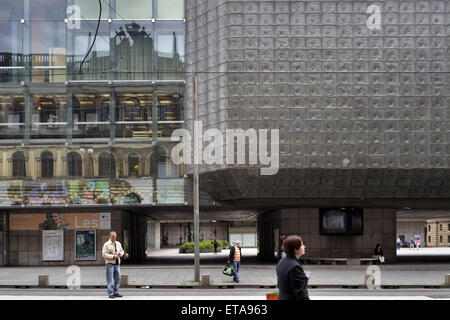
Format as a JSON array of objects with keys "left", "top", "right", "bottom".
[{"left": 1, "top": 263, "right": 449, "bottom": 288}]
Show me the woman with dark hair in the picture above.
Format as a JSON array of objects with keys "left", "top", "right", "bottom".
[
  {"left": 373, "top": 244, "right": 385, "bottom": 264},
  {"left": 276, "top": 235, "right": 310, "bottom": 300}
]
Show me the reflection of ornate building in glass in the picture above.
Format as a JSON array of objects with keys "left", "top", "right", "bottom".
[{"left": 0, "top": 0, "right": 189, "bottom": 266}]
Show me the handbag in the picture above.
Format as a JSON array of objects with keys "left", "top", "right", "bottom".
[{"left": 223, "top": 264, "right": 235, "bottom": 277}]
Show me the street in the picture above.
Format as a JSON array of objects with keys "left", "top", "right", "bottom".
[{"left": 0, "top": 288, "right": 449, "bottom": 300}]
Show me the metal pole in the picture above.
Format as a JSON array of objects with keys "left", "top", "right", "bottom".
[{"left": 193, "top": 76, "right": 200, "bottom": 282}]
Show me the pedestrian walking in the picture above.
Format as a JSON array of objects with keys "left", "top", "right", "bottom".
[
  {"left": 102, "top": 231, "right": 125, "bottom": 298},
  {"left": 276, "top": 235, "right": 310, "bottom": 300},
  {"left": 416, "top": 238, "right": 420, "bottom": 250},
  {"left": 396, "top": 237, "right": 401, "bottom": 250},
  {"left": 227, "top": 240, "right": 242, "bottom": 283},
  {"left": 409, "top": 238, "right": 415, "bottom": 250}
]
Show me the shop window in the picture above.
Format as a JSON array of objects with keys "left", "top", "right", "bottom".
[
  {"left": 12, "top": 151, "right": 26, "bottom": 178},
  {"left": 98, "top": 152, "right": 116, "bottom": 178},
  {"left": 41, "top": 151, "right": 54, "bottom": 178},
  {"left": 67, "top": 152, "right": 82, "bottom": 177}
]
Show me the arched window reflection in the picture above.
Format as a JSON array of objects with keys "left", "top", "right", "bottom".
[
  {"left": 67, "top": 152, "right": 82, "bottom": 177},
  {"left": 98, "top": 152, "right": 116, "bottom": 178},
  {"left": 41, "top": 151, "right": 54, "bottom": 178},
  {"left": 150, "top": 146, "right": 180, "bottom": 178},
  {"left": 128, "top": 153, "right": 140, "bottom": 177},
  {"left": 12, "top": 151, "right": 26, "bottom": 178}
]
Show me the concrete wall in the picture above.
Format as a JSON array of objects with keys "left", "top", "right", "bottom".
[
  {"left": 160, "top": 221, "right": 228, "bottom": 246},
  {"left": 397, "top": 220, "right": 426, "bottom": 245},
  {"left": 258, "top": 208, "right": 397, "bottom": 261},
  {"left": 7, "top": 211, "right": 124, "bottom": 266}
]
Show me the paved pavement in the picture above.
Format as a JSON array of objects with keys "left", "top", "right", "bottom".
[
  {"left": 0, "top": 288, "right": 449, "bottom": 300},
  {"left": 0, "top": 263, "right": 449, "bottom": 288},
  {"left": 397, "top": 247, "right": 450, "bottom": 256}
]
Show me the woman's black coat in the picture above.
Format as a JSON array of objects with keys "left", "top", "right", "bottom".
[{"left": 276, "top": 255, "right": 310, "bottom": 300}]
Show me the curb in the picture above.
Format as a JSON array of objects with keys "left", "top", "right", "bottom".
[{"left": 1, "top": 284, "right": 449, "bottom": 290}]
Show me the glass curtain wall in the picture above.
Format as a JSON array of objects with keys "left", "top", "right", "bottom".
[{"left": 0, "top": 0, "right": 186, "bottom": 207}]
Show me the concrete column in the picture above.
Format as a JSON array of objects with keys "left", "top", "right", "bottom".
[
  {"left": 154, "top": 221, "right": 161, "bottom": 250},
  {"left": 28, "top": 149, "right": 36, "bottom": 178}
]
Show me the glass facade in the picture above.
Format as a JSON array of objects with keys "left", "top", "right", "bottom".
[{"left": 0, "top": 0, "right": 186, "bottom": 207}]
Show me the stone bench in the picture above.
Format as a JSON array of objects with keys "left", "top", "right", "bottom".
[{"left": 360, "top": 258, "right": 379, "bottom": 265}]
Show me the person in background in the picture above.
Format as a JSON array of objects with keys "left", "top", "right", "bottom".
[
  {"left": 102, "top": 231, "right": 125, "bottom": 298},
  {"left": 213, "top": 237, "right": 218, "bottom": 254},
  {"left": 276, "top": 235, "right": 310, "bottom": 300},
  {"left": 373, "top": 244, "right": 385, "bottom": 265},
  {"left": 280, "top": 234, "right": 287, "bottom": 259},
  {"left": 396, "top": 237, "right": 401, "bottom": 251},
  {"left": 416, "top": 238, "right": 420, "bottom": 250},
  {"left": 410, "top": 238, "right": 415, "bottom": 250},
  {"left": 227, "top": 240, "right": 242, "bottom": 283}
]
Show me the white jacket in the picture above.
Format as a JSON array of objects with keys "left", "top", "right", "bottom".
[{"left": 102, "top": 239, "right": 125, "bottom": 265}]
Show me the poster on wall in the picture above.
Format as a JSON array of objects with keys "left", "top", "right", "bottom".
[
  {"left": 75, "top": 230, "right": 96, "bottom": 260},
  {"left": 42, "top": 230, "right": 64, "bottom": 261},
  {"left": 100, "top": 212, "right": 111, "bottom": 230}
]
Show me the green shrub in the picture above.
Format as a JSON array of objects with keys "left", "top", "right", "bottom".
[
  {"left": 218, "top": 240, "right": 230, "bottom": 248},
  {"left": 180, "top": 242, "right": 194, "bottom": 251}
]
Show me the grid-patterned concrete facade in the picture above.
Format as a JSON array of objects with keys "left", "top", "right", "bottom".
[{"left": 185, "top": 0, "right": 450, "bottom": 202}]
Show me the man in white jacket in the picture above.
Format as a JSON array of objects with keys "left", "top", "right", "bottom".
[{"left": 102, "top": 231, "right": 125, "bottom": 298}]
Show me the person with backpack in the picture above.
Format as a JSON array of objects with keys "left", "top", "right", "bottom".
[{"left": 227, "top": 240, "right": 242, "bottom": 283}]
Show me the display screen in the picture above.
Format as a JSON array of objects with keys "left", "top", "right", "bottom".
[{"left": 320, "top": 208, "right": 363, "bottom": 235}]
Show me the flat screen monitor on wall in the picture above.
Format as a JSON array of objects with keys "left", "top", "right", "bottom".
[{"left": 320, "top": 208, "right": 363, "bottom": 235}]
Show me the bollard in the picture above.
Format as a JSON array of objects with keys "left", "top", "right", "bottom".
[
  {"left": 201, "top": 274, "right": 210, "bottom": 286},
  {"left": 38, "top": 275, "right": 49, "bottom": 287},
  {"left": 445, "top": 274, "right": 450, "bottom": 286},
  {"left": 121, "top": 274, "right": 128, "bottom": 286}
]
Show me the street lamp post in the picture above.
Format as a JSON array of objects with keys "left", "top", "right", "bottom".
[{"left": 193, "top": 76, "right": 200, "bottom": 282}]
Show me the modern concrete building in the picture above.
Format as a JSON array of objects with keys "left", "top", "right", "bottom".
[
  {"left": 1, "top": 0, "right": 450, "bottom": 266},
  {"left": 184, "top": 0, "right": 450, "bottom": 262}
]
